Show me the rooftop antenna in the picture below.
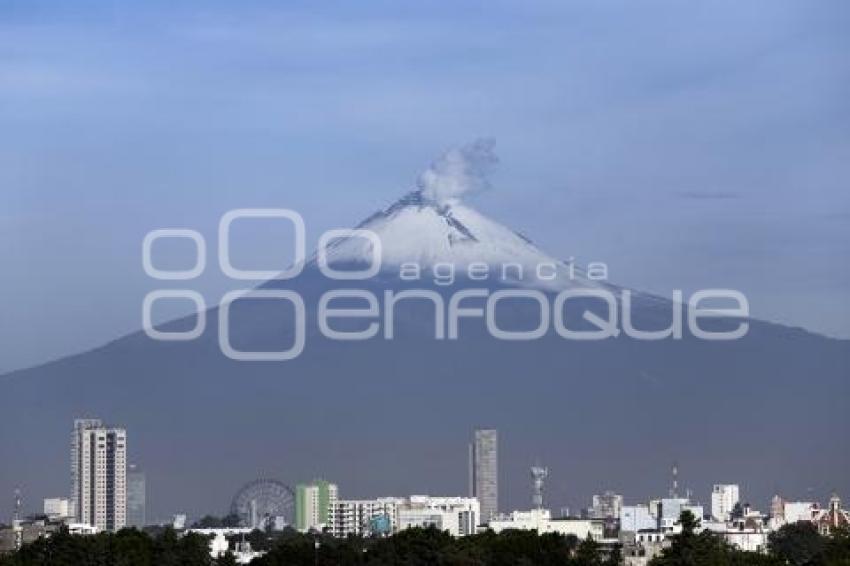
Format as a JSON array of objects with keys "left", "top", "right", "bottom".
[
  {"left": 13, "top": 488, "right": 22, "bottom": 523},
  {"left": 531, "top": 463, "right": 549, "bottom": 510}
]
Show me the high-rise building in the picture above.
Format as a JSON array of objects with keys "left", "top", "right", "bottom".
[
  {"left": 711, "top": 484, "right": 740, "bottom": 522},
  {"left": 70, "top": 418, "right": 127, "bottom": 531},
  {"left": 470, "top": 429, "right": 498, "bottom": 523},
  {"left": 127, "top": 465, "right": 146, "bottom": 528},
  {"left": 295, "top": 479, "right": 338, "bottom": 532}
]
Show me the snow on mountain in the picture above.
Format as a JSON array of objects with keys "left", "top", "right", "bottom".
[
  {"left": 309, "top": 139, "right": 609, "bottom": 290},
  {"left": 319, "top": 189, "right": 600, "bottom": 290}
]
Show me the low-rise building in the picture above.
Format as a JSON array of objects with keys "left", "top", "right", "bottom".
[
  {"left": 622, "top": 530, "right": 668, "bottom": 566},
  {"left": 723, "top": 529, "right": 769, "bottom": 553},
  {"left": 620, "top": 505, "right": 657, "bottom": 533},
  {"left": 43, "top": 498, "right": 70, "bottom": 520},
  {"left": 590, "top": 491, "right": 624, "bottom": 519},
  {"left": 783, "top": 501, "right": 817, "bottom": 524},
  {"left": 486, "top": 508, "right": 604, "bottom": 540},
  {"left": 329, "top": 498, "right": 404, "bottom": 537},
  {"left": 398, "top": 496, "right": 480, "bottom": 537},
  {"left": 658, "top": 498, "right": 703, "bottom": 533},
  {"left": 0, "top": 518, "right": 66, "bottom": 554},
  {"left": 329, "top": 496, "right": 479, "bottom": 538},
  {"left": 813, "top": 494, "right": 850, "bottom": 536}
]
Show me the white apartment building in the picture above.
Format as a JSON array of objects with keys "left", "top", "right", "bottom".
[
  {"left": 70, "top": 419, "right": 127, "bottom": 532},
  {"left": 711, "top": 484, "right": 740, "bottom": 521},
  {"left": 397, "top": 496, "right": 480, "bottom": 537},
  {"left": 330, "top": 496, "right": 479, "bottom": 538},
  {"left": 487, "top": 508, "right": 604, "bottom": 540},
  {"left": 329, "top": 498, "right": 404, "bottom": 537}
]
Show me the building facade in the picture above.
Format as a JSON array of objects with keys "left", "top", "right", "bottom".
[
  {"left": 590, "top": 491, "right": 624, "bottom": 519},
  {"left": 329, "top": 496, "right": 479, "bottom": 538},
  {"left": 487, "top": 508, "right": 604, "bottom": 540},
  {"left": 711, "top": 484, "right": 740, "bottom": 521},
  {"left": 470, "top": 429, "right": 498, "bottom": 524},
  {"left": 70, "top": 419, "right": 127, "bottom": 532},
  {"left": 126, "top": 465, "right": 146, "bottom": 528},
  {"left": 43, "top": 498, "right": 70, "bottom": 519},
  {"left": 295, "top": 480, "right": 338, "bottom": 532},
  {"left": 397, "top": 496, "right": 480, "bottom": 537},
  {"left": 329, "top": 498, "right": 404, "bottom": 537},
  {"left": 783, "top": 501, "right": 817, "bottom": 524},
  {"left": 620, "top": 505, "right": 657, "bottom": 533},
  {"left": 813, "top": 494, "right": 850, "bottom": 535}
]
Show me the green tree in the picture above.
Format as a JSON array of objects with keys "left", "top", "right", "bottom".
[
  {"left": 575, "top": 535, "right": 603, "bottom": 566},
  {"left": 822, "top": 527, "right": 850, "bottom": 566},
  {"left": 653, "top": 510, "right": 785, "bottom": 566},
  {"left": 768, "top": 522, "right": 825, "bottom": 566}
]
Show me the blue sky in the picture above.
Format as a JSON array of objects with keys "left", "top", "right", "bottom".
[{"left": 1, "top": 0, "right": 849, "bottom": 373}]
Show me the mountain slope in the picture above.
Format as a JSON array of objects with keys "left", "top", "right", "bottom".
[{"left": 0, "top": 188, "right": 848, "bottom": 524}]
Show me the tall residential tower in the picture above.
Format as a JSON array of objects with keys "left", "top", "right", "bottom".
[
  {"left": 295, "top": 479, "right": 338, "bottom": 532},
  {"left": 70, "top": 419, "right": 127, "bottom": 532}
]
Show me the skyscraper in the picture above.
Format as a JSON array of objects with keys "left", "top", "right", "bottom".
[
  {"left": 70, "top": 419, "right": 127, "bottom": 532},
  {"left": 127, "top": 465, "right": 146, "bottom": 528},
  {"left": 470, "top": 429, "right": 498, "bottom": 523}
]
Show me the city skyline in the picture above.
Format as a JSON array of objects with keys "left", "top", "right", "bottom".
[
  {"left": 4, "top": 419, "right": 844, "bottom": 528},
  {"left": 5, "top": 417, "right": 850, "bottom": 564}
]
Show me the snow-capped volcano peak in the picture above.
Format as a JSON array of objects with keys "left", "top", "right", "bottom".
[
  {"left": 316, "top": 139, "right": 602, "bottom": 289},
  {"left": 345, "top": 189, "right": 550, "bottom": 267},
  {"left": 320, "top": 188, "right": 597, "bottom": 290}
]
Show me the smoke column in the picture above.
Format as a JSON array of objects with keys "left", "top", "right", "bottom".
[{"left": 418, "top": 138, "right": 498, "bottom": 204}]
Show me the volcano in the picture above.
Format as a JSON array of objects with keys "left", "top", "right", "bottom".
[{"left": 1, "top": 165, "right": 848, "bottom": 522}]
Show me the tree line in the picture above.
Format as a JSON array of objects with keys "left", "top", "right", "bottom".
[{"left": 1, "top": 511, "right": 848, "bottom": 565}]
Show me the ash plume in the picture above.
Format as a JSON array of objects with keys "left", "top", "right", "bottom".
[{"left": 418, "top": 138, "right": 498, "bottom": 204}]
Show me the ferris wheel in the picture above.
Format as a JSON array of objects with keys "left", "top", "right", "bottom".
[{"left": 230, "top": 478, "right": 295, "bottom": 529}]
